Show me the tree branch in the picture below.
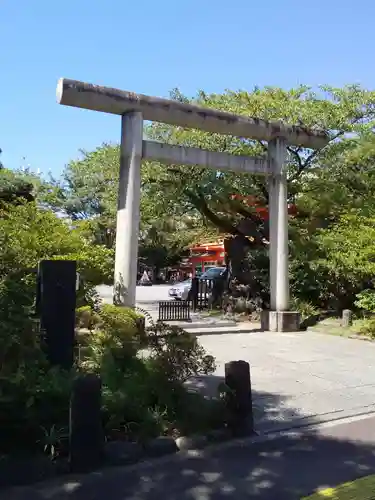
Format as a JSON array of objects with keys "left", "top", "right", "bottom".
[
  {"left": 185, "top": 189, "right": 241, "bottom": 236},
  {"left": 288, "top": 114, "right": 366, "bottom": 182},
  {"left": 257, "top": 140, "right": 268, "bottom": 152}
]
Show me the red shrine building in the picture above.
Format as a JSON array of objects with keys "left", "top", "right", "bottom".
[{"left": 174, "top": 196, "right": 297, "bottom": 277}]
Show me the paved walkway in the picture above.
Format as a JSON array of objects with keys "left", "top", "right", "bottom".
[
  {"left": 190, "top": 330, "right": 375, "bottom": 432},
  {"left": 5, "top": 414, "right": 375, "bottom": 499}
]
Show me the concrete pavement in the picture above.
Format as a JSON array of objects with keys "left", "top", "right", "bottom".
[
  {"left": 96, "top": 284, "right": 172, "bottom": 305},
  {"left": 4, "top": 413, "right": 375, "bottom": 499},
  {"left": 193, "top": 330, "right": 375, "bottom": 433}
]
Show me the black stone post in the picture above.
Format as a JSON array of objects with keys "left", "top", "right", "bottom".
[
  {"left": 224, "top": 360, "right": 254, "bottom": 437},
  {"left": 190, "top": 277, "right": 199, "bottom": 312},
  {"left": 70, "top": 374, "right": 103, "bottom": 473},
  {"left": 38, "top": 260, "right": 77, "bottom": 369}
]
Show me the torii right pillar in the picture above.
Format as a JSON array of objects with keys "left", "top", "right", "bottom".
[{"left": 264, "top": 137, "right": 300, "bottom": 332}]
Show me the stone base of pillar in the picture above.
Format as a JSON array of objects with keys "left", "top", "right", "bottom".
[{"left": 260, "top": 310, "right": 301, "bottom": 332}]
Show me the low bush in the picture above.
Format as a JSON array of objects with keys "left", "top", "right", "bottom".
[
  {"left": 354, "top": 289, "right": 375, "bottom": 315},
  {"left": 1, "top": 284, "right": 220, "bottom": 459},
  {"left": 97, "top": 304, "right": 143, "bottom": 338},
  {"left": 290, "top": 297, "right": 320, "bottom": 320},
  {"left": 76, "top": 305, "right": 100, "bottom": 330},
  {"left": 358, "top": 319, "right": 375, "bottom": 339},
  {"left": 84, "top": 319, "right": 218, "bottom": 442}
]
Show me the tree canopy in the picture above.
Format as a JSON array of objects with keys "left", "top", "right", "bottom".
[{"left": 47, "top": 84, "right": 375, "bottom": 236}]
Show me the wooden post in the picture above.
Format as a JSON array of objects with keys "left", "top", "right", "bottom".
[
  {"left": 225, "top": 360, "right": 254, "bottom": 436},
  {"left": 38, "top": 260, "right": 76, "bottom": 369},
  {"left": 70, "top": 374, "right": 103, "bottom": 473},
  {"left": 190, "top": 277, "right": 199, "bottom": 312}
]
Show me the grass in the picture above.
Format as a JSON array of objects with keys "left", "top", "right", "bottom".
[
  {"left": 301, "top": 473, "right": 375, "bottom": 499},
  {"left": 198, "top": 309, "right": 223, "bottom": 317},
  {"left": 307, "top": 317, "right": 372, "bottom": 340}
]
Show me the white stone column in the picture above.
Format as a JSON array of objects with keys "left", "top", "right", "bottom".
[
  {"left": 268, "top": 137, "right": 289, "bottom": 312},
  {"left": 113, "top": 112, "right": 143, "bottom": 307}
]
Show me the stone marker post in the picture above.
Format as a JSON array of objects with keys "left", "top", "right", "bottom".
[
  {"left": 37, "top": 260, "right": 76, "bottom": 369},
  {"left": 225, "top": 360, "right": 254, "bottom": 436},
  {"left": 70, "top": 373, "right": 103, "bottom": 473},
  {"left": 342, "top": 309, "right": 353, "bottom": 327}
]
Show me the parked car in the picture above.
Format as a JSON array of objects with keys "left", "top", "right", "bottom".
[
  {"left": 200, "top": 267, "right": 227, "bottom": 280},
  {"left": 168, "top": 267, "right": 227, "bottom": 301},
  {"left": 168, "top": 279, "right": 192, "bottom": 301}
]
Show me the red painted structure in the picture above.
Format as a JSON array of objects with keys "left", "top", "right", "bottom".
[
  {"left": 176, "top": 196, "right": 297, "bottom": 277},
  {"left": 189, "top": 241, "right": 225, "bottom": 276}
]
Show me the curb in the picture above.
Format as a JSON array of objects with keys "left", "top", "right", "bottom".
[
  {"left": 104, "top": 405, "right": 375, "bottom": 473},
  {"left": 172, "top": 320, "right": 237, "bottom": 330},
  {"left": 255, "top": 403, "right": 375, "bottom": 436},
  {"left": 186, "top": 327, "right": 262, "bottom": 336}
]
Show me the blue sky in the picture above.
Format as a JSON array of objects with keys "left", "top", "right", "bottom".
[{"left": 1, "top": 0, "right": 374, "bottom": 176}]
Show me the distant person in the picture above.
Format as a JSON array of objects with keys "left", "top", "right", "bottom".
[{"left": 140, "top": 270, "right": 150, "bottom": 284}]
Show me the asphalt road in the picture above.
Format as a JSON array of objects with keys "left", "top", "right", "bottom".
[
  {"left": 96, "top": 284, "right": 172, "bottom": 304},
  {"left": 5, "top": 414, "right": 375, "bottom": 499}
]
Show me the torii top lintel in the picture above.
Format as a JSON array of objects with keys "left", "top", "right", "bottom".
[{"left": 56, "top": 78, "right": 329, "bottom": 149}]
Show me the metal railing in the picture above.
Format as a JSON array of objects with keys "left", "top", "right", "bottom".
[{"left": 158, "top": 300, "right": 191, "bottom": 322}]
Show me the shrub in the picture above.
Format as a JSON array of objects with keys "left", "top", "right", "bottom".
[
  {"left": 0, "top": 358, "right": 74, "bottom": 454},
  {"left": 145, "top": 322, "right": 216, "bottom": 383},
  {"left": 93, "top": 321, "right": 219, "bottom": 441},
  {"left": 97, "top": 304, "right": 142, "bottom": 338},
  {"left": 76, "top": 305, "right": 100, "bottom": 330},
  {"left": 290, "top": 297, "right": 319, "bottom": 320},
  {"left": 2, "top": 270, "right": 220, "bottom": 456},
  {"left": 0, "top": 202, "right": 222, "bottom": 457},
  {"left": 354, "top": 289, "right": 375, "bottom": 314},
  {"left": 359, "top": 319, "right": 375, "bottom": 338}
]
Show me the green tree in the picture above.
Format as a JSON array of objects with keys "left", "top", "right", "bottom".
[
  {"left": 43, "top": 144, "right": 119, "bottom": 247},
  {"left": 45, "top": 144, "right": 210, "bottom": 263},
  {"left": 0, "top": 201, "right": 113, "bottom": 285},
  {"left": 144, "top": 85, "right": 375, "bottom": 233},
  {"left": 0, "top": 200, "right": 114, "bottom": 444},
  {"left": 142, "top": 85, "right": 375, "bottom": 305},
  {"left": 0, "top": 168, "right": 35, "bottom": 203},
  {"left": 39, "top": 85, "right": 375, "bottom": 235}
]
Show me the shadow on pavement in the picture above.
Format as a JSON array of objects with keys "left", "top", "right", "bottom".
[
  {"left": 186, "top": 375, "right": 313, "bottom": 434},
  {"left": 4, "top": 385, "right": 375, "bottom": 500}
]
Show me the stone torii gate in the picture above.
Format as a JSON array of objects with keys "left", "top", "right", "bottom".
[{"left": 56, "top": 78, "right": 328, "bottom": 332}]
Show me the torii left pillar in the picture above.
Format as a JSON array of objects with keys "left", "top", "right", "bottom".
[{"left": 113, "top": 112, "right": 143, "bottom": 307}]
